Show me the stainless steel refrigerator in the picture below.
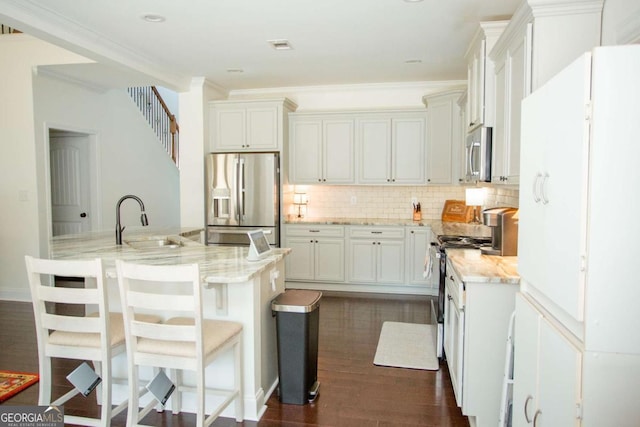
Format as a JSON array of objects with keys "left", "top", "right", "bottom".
[{"left": 205, "top": 152, "right": 280, "bottom": 246}]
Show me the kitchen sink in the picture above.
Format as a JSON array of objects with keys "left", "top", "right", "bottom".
[{"left": 125, "top": 237, "right": 184, "bottom": 249}]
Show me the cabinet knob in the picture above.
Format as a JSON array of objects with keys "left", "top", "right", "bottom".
[
  {"left": 410, "top": 231, "right": 414, "bottom": 234},
  {"left": 318, "top": 178, "right": 322, "bottom": 182},
  {"left": 387, "top": 179, "right": 391, "bottom": 182},
  {"left": 427, "top": 179, "right": 431, "bottom": 182},
  {"left": 458, "top": 178, "right": 463, "bottom": 182},
  {"left": 392, "top": 179, "right": 395, "bottom": 182},
  {"left": 80, "top": 212, "right": 87, "bottom": 218},
  {"left": 323, "top": 179, "right": 326, "bottom": 182}
]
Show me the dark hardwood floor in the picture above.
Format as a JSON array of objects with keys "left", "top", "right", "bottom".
[{"left": 0, "top": 293, "right": 468, "bottom": 426}]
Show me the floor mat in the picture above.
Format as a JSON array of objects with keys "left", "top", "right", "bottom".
[{"left": 373, "top": 322, "right": 439, "bottom": 370}]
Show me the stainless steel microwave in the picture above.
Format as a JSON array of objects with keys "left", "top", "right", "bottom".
[{"left": 465, "top": 127, "right": 492, "bottom": 182}]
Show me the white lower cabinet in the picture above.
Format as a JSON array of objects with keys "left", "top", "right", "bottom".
[
  {"left": 284, "top": 225, "right": 344, "bottom": 282},
  {"left": 443, "top": 257, "right": 519, "bottom": 426},
  {"left": 513, "top": 293, "right": 582, "bottom": 427},
  {"left": 285, "top": 224, "right": 436, "bottom": 293},
  {"left": 347, "top": 227, "right": 404, "bottom": 284}
]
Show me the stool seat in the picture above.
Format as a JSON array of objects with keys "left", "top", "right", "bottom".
[{"left": 136, "top": 318, "right": 242, "bottom": 358}]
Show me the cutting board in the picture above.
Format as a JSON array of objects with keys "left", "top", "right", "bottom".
[{"left": 441, "top": 200, "right": 474, "bottom": 223}]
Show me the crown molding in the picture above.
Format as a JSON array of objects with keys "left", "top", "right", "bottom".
[{"left": 228, "top": 80, "right": 467, "bottom": 98}]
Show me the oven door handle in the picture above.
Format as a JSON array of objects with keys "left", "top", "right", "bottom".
[{"left": 425, "top": 244, "right": 441, "bottom": 279}]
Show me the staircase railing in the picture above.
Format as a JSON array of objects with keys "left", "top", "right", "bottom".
[
  {"left": 1, "top": 24, "right": 20, "bottom": 34},
  {"left": 127, "top": 86, "right": 179, "bottom": 166}
]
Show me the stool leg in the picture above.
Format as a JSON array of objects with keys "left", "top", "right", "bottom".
[
  {"left": 170, "top": 369, "right": 182, "bottom": 415},
  {"left": 196, "top": 364, "right": 205, "bottom": 427},
  {"left": 234, "top": 339, "right": 243, "bottom": 422},
  {"left": 127, "top": 364, "right": 140, "bottom": 427},
  {"left": 99, "top": 359, "right": 112, "bottom": 427},
  {"left": 38, "top": 354, "right": 52, "bottom": 406}
]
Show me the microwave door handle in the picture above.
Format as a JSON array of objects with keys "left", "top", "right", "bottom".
[{"left": 470, "top": 143, "right": 478, "bottom": 175}]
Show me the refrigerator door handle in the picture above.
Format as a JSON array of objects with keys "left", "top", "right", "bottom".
[{"left": 238, "top": 158, "right": 245, "bottom": 221}]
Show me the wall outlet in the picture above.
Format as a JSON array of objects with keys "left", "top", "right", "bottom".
[{"left": 350, "top": 195, "right": 357, "bottom": 205}]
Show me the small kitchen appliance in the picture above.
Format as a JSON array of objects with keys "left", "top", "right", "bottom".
[{"left": 480, "top": 207, "right": 519, "bottom": 256}]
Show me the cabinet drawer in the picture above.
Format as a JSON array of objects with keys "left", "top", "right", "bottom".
[
  {"left": 285, "top": 225, "right": 344, "bottom": 238},
  {"left": 349, "top": 227, "right": 405, "bottom": 239}
]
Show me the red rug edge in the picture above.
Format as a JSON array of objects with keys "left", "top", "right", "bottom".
[{"left": 0, "top": 370, "right": 40, "bottom": 403}]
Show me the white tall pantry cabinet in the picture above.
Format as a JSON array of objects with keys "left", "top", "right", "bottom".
[{"left": 514, "top": 46, "right": 640, "bottom": 426}]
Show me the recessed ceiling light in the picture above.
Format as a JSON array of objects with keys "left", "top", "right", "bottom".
[
  {"left": 405, "top": 59, "right": 422, "bottom": 64},
  {"left": 404, "top": 0, "right": 424, "bottom": 2},
  {"left": 267, "top": 39, "right": 293, "bottom": 50},
  {"left": 142, "top": 14, "right": 165, "bottom": 23},
  {"left": 226, "top": 68, "right": 244, "bottom": 73}
]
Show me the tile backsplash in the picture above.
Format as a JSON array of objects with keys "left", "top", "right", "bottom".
[{"left": 284, "top": 185, "right": 519, "bottom": 220}]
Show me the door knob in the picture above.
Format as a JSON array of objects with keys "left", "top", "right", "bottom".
[{"left": 80, "top": 212, "right": 87, "bottom": 218}]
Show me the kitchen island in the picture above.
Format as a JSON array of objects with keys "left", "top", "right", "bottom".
[{"left": 50, "top": 227, "right": 289, "bottom": 421}]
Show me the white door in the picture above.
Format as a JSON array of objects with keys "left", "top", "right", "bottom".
[{"left": 49, "top": 132, "right": 91, "bottom": 236}]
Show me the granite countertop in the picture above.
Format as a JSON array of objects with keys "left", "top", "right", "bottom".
[
  {"left": 446, "top": 248, "right": 519, "bottom": 285},
  {"left": 50, "top": 227, "right": 290, "bottom": 284},
  {"left": 285, "top": 217, "right": 431, "bottom": 226},
  {"left": 285, "top": 217, "right": 492, "bottom": 238}
]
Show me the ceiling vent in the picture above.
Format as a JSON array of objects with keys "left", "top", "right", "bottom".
[{"left": 267, "top": 39, "right": 293, "bottom": 50}]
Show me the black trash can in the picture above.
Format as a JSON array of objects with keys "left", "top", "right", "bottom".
[{"left": 271, "top": 289, "right": 322, "bottom": 405}]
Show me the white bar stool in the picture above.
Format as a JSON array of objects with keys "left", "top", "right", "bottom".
[
  {"left": 115, "top": 260, "right": 243, "bottom": 427},
  {"left": 25, "top": 256, "right": 129, "bottom": 427}
]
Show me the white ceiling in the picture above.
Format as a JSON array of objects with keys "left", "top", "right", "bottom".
[{"left": 0, "top": 0, "right": 520, "bottom": 92}]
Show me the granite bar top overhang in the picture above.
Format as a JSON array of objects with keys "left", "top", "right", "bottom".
[{"left": 50, "top": 227, "right": 290, "bottom": 284}]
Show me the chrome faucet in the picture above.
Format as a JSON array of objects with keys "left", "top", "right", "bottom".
[{"left": 115, "top": 195, "right": 149, "bottom": 245}]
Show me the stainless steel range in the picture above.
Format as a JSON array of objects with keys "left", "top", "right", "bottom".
[{"left": 430, "top": 234, "right": 491, "bottom": 359}]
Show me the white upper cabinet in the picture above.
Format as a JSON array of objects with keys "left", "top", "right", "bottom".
[
  {"left": 289, "top": 109, "right": 427, "bottom": 185},
  {"left": 464, "top": 21, "right": 509, "bottom": 132},
  {"left": 358, "top": 111, "right": 426, "bottom": 185},
  {"left": 489, "top": 0, "right": 602, "bottom": 186},
  {"left": 289, "top": 115, "right": 355, "bottom": 184},
  {"left": 423, "top": 89, "right": 465, "bottom": 185},
  {"left": 209, "top": 98, "right": 297, "bottom": 152},
  {"left": 490, "top": 20, "right": 532, "bottom": 185}
]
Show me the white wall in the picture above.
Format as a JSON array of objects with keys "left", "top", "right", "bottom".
[
  {"left": 33, "top": 74, "right": 180, "bottom": 231},
  {"left": 0, "top": 34, "right": 89, "bottom": 300},
  {"left": 0, "top": 35, "right": 180, "bottom": 301}
]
